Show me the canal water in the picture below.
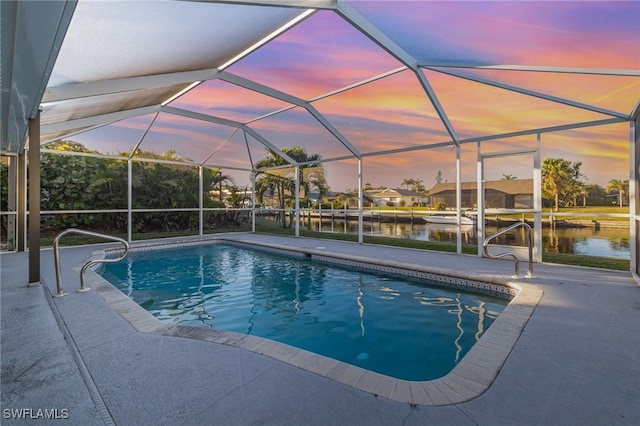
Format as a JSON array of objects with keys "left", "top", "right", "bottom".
[{"left": 307, "top": 219, "right": 630, "bottom": 259}]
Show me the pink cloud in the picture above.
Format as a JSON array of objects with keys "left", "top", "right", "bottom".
[
  {"left": 170, "top": 80, "right": 293, "bottom": 122},
  {"left": 229, "top": 10, "right": 402, "bottom": 99}
]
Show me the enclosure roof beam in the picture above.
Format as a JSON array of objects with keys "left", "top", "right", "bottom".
[
  {"left": 200, "top": 127, "right": 242, "bottom": 167},
  {"left": 356, "top": 117, "right": 626, "bottom": 157},
  {"left": 460, "top": 117, "right": 626, "bottom": 145},
  {"left": 43, "top": 69, "right": 220, "bottom": 103},
  {"left": 42, "top": 122, "right": 111, "bottom": 145},
  {"left": 218, "top": 71, "right": 305, "bottom": 107},
  {"left": 335, "top": 0, "right": 460, "bottom": 145},
  {"left": 179, "top": 0, "right": 337, "bottom": 10},
  {"left": 40, "top": 105, "right": 161, "bottom": 136},
  {"left": 162, "top": 106, "right": 243, "bottom": 128},
  {"left": 242, "top": 125, "right": 298, "bottom": 165},
  {"left": 219, "top": 70, "right": 360, "bottom": 158},
  {"left": 201, "top": 163, "right": 252, "bottom": 172},
  {"left": 306, "top": 104, "right": 360, "bottom": 158},
  {"left": 631, "top": 99, "right": 640, "bottom": 120},
  {"left": 418, "top": 62, "right": 640, "bottom": 77},
  {"left": 425, "top": 66, "right": 629, "bottom": 119},
  {"left": 309, "top": 66, "right": 408, "bottom": 102},
  {"left": 360, "top": 141, "right": 456, "bottom": 158},
  {"left": 2, "top": 0, "right": 77, "bottom": 152},
  {"left": 128, "top": 112, "right": 159, "bottom": 159},
  {"left": 28, "top": 2, "right": 76, "bottom": 118},
  {"left": 245, "top": 66, "right": 408, "bottom": 124},
  {"left": 162, "top": 106, "right": 296, "bottom": 166},
  {"left": 415, "top": 68, "right": 460, "bottom": 145},
  {"left": 334, "top": 0, "right": 415, "bottom": 68},
  {"left": 245, "top": 105, "right": 297, "bottom": 124}
]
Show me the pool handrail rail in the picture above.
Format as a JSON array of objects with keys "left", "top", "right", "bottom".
[
  {"left": 483, "top": 221, "right": 533, "bottom": 277},
  {"left": 53, "top": 228, "right": 130, "bottom": 298}
]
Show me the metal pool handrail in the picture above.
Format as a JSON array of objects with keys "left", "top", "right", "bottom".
[
  {"left": 53, "top": 228, "right": 130, "bottom": 298},
  {"left": 483, "top": 221, "right": 533, "bottom": 278}
]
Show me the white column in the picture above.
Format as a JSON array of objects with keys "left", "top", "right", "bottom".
[
  {"left": 456, "top": 145, "right": 462, "bottom": 255},
  {"left": 251, "top": 171, "right": 256, "bottom": 233},
  {"left": 358, "top": 158, "right": 363, "bottom": 244},
  {"left": 630, "top": 118, "right": 638, "bottom": 273},
  {"left": 476, "top": 141, "right": 484, "bottom": 257},
  {"left": 127, "top": 159, "right": 132, "bottom": 243},
  {"left": 198, "top": 166, "right": 203, "bottom": 236},
  {"left": 294, "top": 166, "right": 300, "bottom": 237},
  {"left": 534, "top": 134, "right": 543, "bottom": 263}
]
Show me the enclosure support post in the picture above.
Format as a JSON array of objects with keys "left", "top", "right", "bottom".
[
  {"left": 127, "top": 159, "right": 132, "bottom": 243},
  {"left": 7, "top": 156, "right": 17, "bottom": 251},
  {"left": 198, "top": 166, "right": 203, "bottom": 236},
  {"left": 534, "top": 134, "right": 543, "bottom": 263},
  {"left": 294, "top": 166, "right": 300, "bottom": 237},
  {"left": 17, "top": 149, "right": 26, "bottom": 252},
  {"left": 358, "top": 158, "right": 363, "bottom": 244},
  {"left": 251, "top": 171, "right": 256, "bottom": 233},
  {"left": 476, "top": 141, "right": 484, "bottom": 257},
  {"left": 28, "top": 113, "right": 41, "bottom": 285},
  {"left": 455, "top": 145, "right": 462, "bottom": 255},
  {"left": 630, "top": 117, "right": 638, "bottom": 274}
]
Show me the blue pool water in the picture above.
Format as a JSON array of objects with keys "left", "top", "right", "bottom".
[{"left": 99, "top": 243, "right": 508, "bottom": 381}]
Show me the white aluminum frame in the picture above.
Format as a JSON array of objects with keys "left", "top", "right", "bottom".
[{"left": 3, "top": 0, "right": 637, "bottom": 273}]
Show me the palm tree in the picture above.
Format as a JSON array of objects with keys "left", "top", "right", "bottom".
[
  {"left": 254, "top": 147, "right": 325, "bottom": 228},
  {"left": 401, "top": 178, "right": 415, "bottom": 190},
  {"left": 412, "top": 179, "right": 426, "bottom": 193},
  {"left": 542, "top": 158, "right": 582, "bottom": 212},
  {"left": 209, "top": 169, "right": 235, "bottom": 203},
  {"left": 606, "top": 179, "right": 628, "bottom": 207},
  {"left": 501, "top": 174, "right": 517, "bottom": 180}
]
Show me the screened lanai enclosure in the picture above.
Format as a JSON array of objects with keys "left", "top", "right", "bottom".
[{"left": 2, "top": 0, "right": 639, "bottom": 281}]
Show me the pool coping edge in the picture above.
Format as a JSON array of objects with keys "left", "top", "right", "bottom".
[{"left": 82, "top": 236, "right": 543, "bottom": 406}]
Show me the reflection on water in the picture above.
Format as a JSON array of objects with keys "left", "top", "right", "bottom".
[
  {"left": 304, "top": 218, "right": 630, "bottom": 259},
  {"left": 101, "top": 244, "right": 507, "bottom": 381}
]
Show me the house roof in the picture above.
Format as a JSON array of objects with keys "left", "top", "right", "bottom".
[
  {"left": 394, "top": 188, "right": 426, "bottom": 197},
  {"left": 367, "top": 188, "right": 425, "bottom": 198},
  {"left": 428, "top": 179, "right": 534, "bottom": 196}
]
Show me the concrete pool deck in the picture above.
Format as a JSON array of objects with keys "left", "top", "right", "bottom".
[{"left": 2, "top": 233, "right": 639, "bottom": 425}]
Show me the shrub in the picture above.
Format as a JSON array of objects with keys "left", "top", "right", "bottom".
[{"left": 435, "top": 202, "right": 447, "bottom": 211}]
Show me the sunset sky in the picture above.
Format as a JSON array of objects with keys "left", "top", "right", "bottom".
[{"left": 70, "top": 1, "right": 640, "bottom": 192}]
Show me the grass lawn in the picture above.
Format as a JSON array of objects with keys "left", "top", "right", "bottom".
[
  {"left": 39, "top": 227, "right": 251, "bottom": 247},
  {"left": 256, "top": 221, "right": 630, "bottom": 271},
  {"left": 35, "top": 217, "right": 630, "bottom": 272},
  {"left": 355, "top": 206, "right": 631, "bottom": 223},
  {"left": 541, "top": 206, "right": 629, "bottom": 221}
]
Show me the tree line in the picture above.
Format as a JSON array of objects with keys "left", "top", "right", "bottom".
[
  {"left": 396, "top": 159, "right": 629, "bottom": 211},
  {"left": 0, "top": 143, "right": 629, "bottom": 237},
  {"left": 1, "top": 141, "right": 329, "bottom": 233},
  {"left": 1, "top": 140, "right": 243, "bottom": 234},
  {"left": 541, "top": 158, "right": 628, "bottom": 210}
]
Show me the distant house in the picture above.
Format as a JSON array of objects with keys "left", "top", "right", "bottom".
[
  {"left": 366, "top": 188, "right": 428, "bottom": 207},
  {"left": 428, "top": 179, "right": 533, "bottom": 209},
  {"left": 260, "top": 189, "right": 323, "bottom": 208}
]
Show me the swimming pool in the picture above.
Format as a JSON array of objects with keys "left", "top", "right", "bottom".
[{"left": 99, "top": 241, "right": 509, "bottom": 381}]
